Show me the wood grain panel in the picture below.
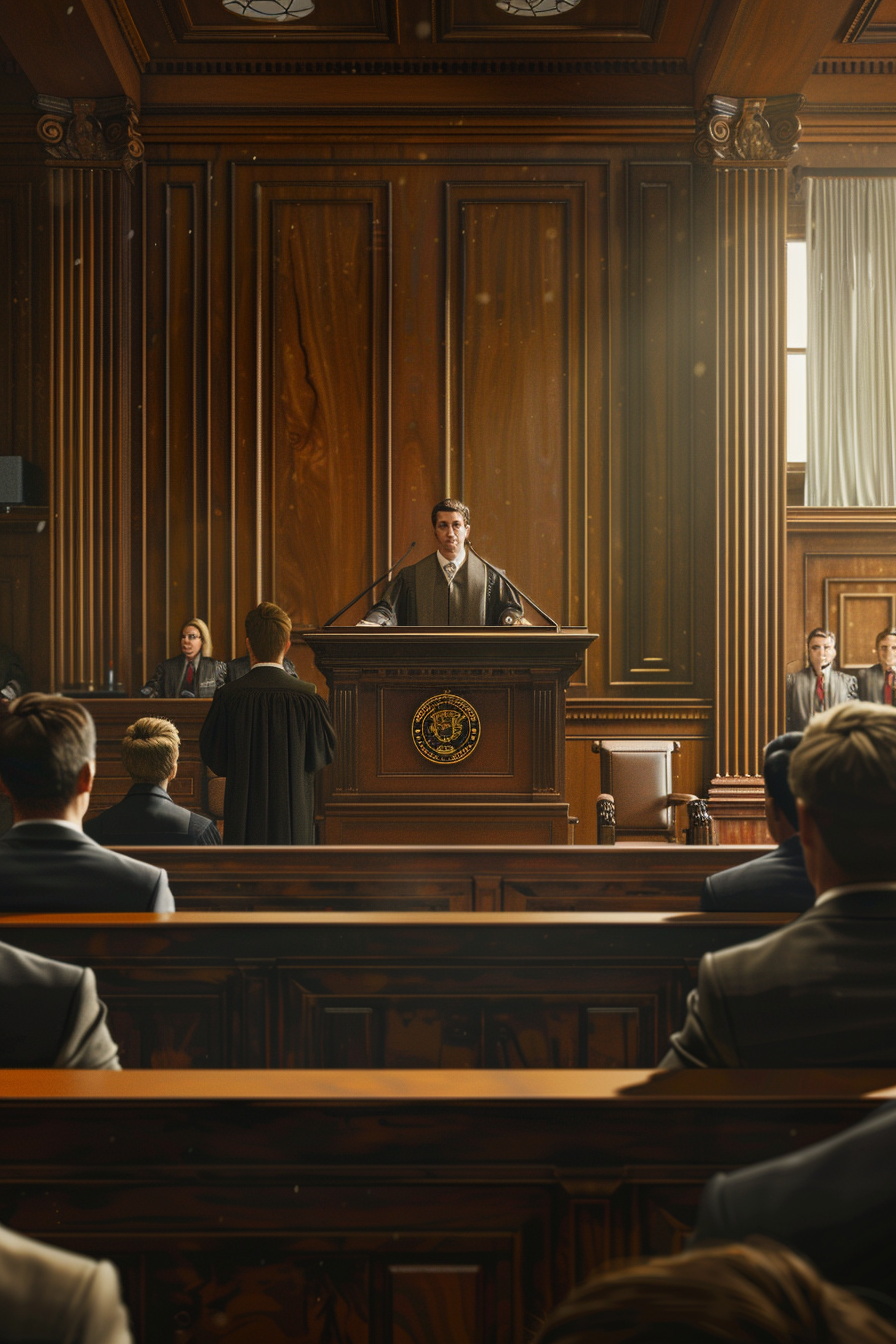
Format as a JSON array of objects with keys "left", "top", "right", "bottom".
[
  {"left": 141, "top": 162, "right": 213, "bottom": 682},
  {"left": 238, "top": 176, "right": 390, "bottom": 631},
  {"left": 614, "top": 162, "right": 693, "bottom": 686},
  {"left": 0, "top": 181, "right": 36, "bottom": 468},
  {"left": 390, "top": 1265, "right": 480, "bottom": 1344},
  {"left": 0, "top": 525, "right": 50, "bottom": 691},
  {"left": 447, "top": 182, "right": 586, "bottom": 630},
  {"left": 48, "top": 166, "right": 133, "bottom": 691}
]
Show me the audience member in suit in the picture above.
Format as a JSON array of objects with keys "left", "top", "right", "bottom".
[
  {"left": 0, "top": 940, "right": 120, "bottom": 1068},
  {"left": 531, "top": 1239, "right": 896, "bottom": 1344},
  {"left": 700, "top": 731, "right": 815, "bottom": 913},
  {"left": 787, "top": 627, "right": 857, "bottom": 731},
  {"left": 661, "top": 701, "right": 896, "bottom": 1069},
  {"left": 858, "top": 628, "right": 896, "bottom": 705},
  {"left": 0, "top": 1221, "right": 132, "bottom": 1342},
  {"left": 0, "top": 694, "right": 174, "bottom": 913},
  {"left": 227, "top": 652, "right": 298, "bottom": 682},
  {"left": 139, "top": 617, "right": 226, "bottom": 699},
  {"left": 85, "top": 716, "right": 220, "bottom": 847},
  {"left": 693, "top": 1102, "right": 896, "bottom": 1300}
]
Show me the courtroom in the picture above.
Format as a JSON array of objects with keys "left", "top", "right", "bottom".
[{"left": 2, "top": 0, "right": 896, "bottom": 1339}]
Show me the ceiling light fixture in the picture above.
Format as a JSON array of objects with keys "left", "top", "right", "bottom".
[{"left": 222, "top": 0, "right": 315, "bottom": 20}]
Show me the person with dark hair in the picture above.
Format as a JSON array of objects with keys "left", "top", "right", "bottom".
[
  {"left": 700, "top": 731, "right": 815, "bottom": 912},
  {"left": 787, "top": 628, "right": 857, "bottom": 731},
  {"left": 139, "top": 617, "right": 226, "bottom": 698},
  {"left": 358, "top": 499, "right": 525, "bottom": 626},
  {"left": 199, "top": 602, "right": 336, "bottom": 844},
  {"left": 0, "top": 694, "right": 174, "bottom": 912},
  {"left": 85, "top": 716, "right": 220, "bottom": 846},
  {"left": 858, "top": 628, "right": 896, "bottom": 704},
  {"left": 660, "top": 701, "right": 896, "bottom": 1069},
  {"left": 531, "top": 1239, "right": 896, "bottom": 1344}
]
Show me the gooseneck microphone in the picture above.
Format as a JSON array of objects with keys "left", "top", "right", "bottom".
[
  {"left": 322, "top": 541, "right": 417, "bottom": 627},
  {"left": 466, "top": 544, "right": 560, "bottom": 630}
]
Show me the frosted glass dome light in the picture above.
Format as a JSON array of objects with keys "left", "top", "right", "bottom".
[
  {"left": 222, "top": 0, "right": 315, "bottom": 20},
  {"left": 496, "top": 0, "right": 581, "bottom": 12}
]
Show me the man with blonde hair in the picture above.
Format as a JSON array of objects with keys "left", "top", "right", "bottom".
[
  {"left": 661, "top": 701, "right": 896, "bottom": 1069},
  {"left": 199, "top": 602, "right": 336, "bottom": 844},
  {"left": 86, "top": 717, "right": 220, "bottom": 846}
]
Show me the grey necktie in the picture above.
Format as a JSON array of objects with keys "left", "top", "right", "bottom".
[{"left": 444, "top": 562, "right": 456, "bottom": 583}]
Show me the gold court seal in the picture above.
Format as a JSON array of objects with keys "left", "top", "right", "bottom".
[{"left": 412, "top": 692, "right": 481, "bottom": 764}]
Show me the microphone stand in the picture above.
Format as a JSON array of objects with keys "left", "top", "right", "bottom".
[
  {"left": 322, "top": 541, "right": 417, "bottom": 627},
  {"left": 466, "top": 543, "right": 560, "bottom": 630}
]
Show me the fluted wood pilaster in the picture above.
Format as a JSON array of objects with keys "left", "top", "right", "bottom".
[
  {"left": 710, "top": 166, "right": 787, "bottom": 823},
  {"left": 44, "top": 149, "right": 134, "bottom": 690}
]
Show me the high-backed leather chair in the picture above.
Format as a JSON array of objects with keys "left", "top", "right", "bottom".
[{"left": 592, "top": 739, "right": 715, "bottom": 845}]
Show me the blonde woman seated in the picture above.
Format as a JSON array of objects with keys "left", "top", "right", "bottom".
[
  {"left": 139, "top": 618, "right": 225, "bottom": 699},
  {"left": 85, "top": 717, "right": 220, "bottom": 846}
]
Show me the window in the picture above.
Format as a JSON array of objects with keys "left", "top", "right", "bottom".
[{"left": 786, "top": 238, "right": 807, "bottom": 464}]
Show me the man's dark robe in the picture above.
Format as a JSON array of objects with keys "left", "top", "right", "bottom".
[
  {"left": 198, "top": 665, "right": 336, "bottom": 845},
  {"left": 363, "top": 551, "right": 522, "bottom": 626}
]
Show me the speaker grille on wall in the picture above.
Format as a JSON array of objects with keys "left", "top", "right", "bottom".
[{"left": 0, "top": 457, "right": 42, "bottom": 505}]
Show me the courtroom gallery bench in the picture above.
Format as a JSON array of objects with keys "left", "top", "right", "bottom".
[
  {"left": 109, "top": 843, "right": 776, "bottom": 911},
  {"left": 0, "top": 1067, "right": 890, "bottom": 1343},
  {"left": 0, "top": 912, "right": 792, "bottom": 1070}
]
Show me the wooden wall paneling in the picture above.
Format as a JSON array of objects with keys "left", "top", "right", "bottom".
[
  {"left": 786, "top": 508, "right": 896, "bottom": 675},
  {"left": 612, "top": 161, "right": 693, "bottom": 687},
  {"left": 445, "top": 173, "right": 597, "bottom": 641},
  {"left": 48, "top": 164, "right": 133, "bottom": 691},
  {"left": 0, "top": 519, "right": 50, "bottom": 691},
  {"left": 709, "top": 164, "right": 787, "bottom": 840},
  {"left": 140, "top": 160, "right": 213, "bottom": 683},
  {"left": 235, "top": 168, "right": 391, "bottom": 631}
]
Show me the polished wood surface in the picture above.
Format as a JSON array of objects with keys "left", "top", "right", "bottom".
[
  {"left": 0, "top": 910, "right": 793, "bottom": 1070},
  {"left": 306, "top": 629, "right": 593, "bottom": 845},
  {"left": 107, "top": 842, "right": 774, "bottom": 910},
  {"left": 0, "top": 1068, "right": 889, "bottom": 1342}
]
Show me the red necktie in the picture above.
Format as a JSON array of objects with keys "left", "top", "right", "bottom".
[
  {"left": 886, "top": 671, "right": 893, "bottom": 706},
  {"left": 186, "top": 662, "right": 194, "bottom": 689},
  {"left": 816, "top": 674, "right": 824, "bottom": 709}
]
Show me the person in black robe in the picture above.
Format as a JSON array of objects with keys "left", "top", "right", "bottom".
[
  {"left": 199, "top": 602, "right": 336, "bottom": 845},
  {"left": 359, "top": 498, "right": 524, "bottom": 626}
]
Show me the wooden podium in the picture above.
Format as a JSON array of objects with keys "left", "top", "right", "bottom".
[{"left": 303, "top": 628, "right": 596, "bottom": 846}]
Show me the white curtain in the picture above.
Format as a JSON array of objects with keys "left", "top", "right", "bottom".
[{"left": 807, "top": 177, "right": 896, "bottom": 507}]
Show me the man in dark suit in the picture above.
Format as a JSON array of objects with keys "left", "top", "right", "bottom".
[
  {"left": 0, "top": 940, "right": 120, "bottom": 1068},
  {"left": 700, "top": 731, "right": 814, "bottom": 913},
  {"left": 857, "top": 627, "right": 896, "bottom": 704},
  {"left": 786, "top": 627, "right": 857, "bottom": 731},
  {"left": 0, "top": 694, "right": 174, "bottom": 912},
  {"left": 85, "top": 716, "right": 220, "bottom": 846},
  {"left": 661, "top": 701, "right": 896, "bottom": 1069},
  {"left": 227, "top": 652, "right": 298, "bottom": 682},
  {"left": 693, "top": 1101, "right": 896, "bottom": 1297}
]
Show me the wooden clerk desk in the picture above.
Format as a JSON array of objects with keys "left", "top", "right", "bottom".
[{"left": 304, "top": 628, "right": 596, "bottom": 846}]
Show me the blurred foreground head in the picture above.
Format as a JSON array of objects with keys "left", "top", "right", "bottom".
[{"left": 531, "top": 1240, "right": 896, "bottom": 1344}]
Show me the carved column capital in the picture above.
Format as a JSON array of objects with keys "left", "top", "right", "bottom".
[
  {"left": 34, "top": 95, "right": 143, "bottom": 180},
  {"left": 695, "top": 95, "right": 804, "bottom": 167}
]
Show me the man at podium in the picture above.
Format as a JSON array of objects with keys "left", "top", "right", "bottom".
[{"left": 359, "top": 499, "right": 524, "bottom": 627}]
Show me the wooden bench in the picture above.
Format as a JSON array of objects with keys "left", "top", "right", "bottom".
[
  {"left": 0, "top": 1068, "right": 890, "bottom": 1343},
  {"left": 110, "top": 843, "right": 775, "bottom": 911},
  {"left": 0, "top": 912, "right": 792, "bottom": 1070}
]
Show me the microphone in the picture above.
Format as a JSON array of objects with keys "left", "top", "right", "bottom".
[
  {"left": 466, "top": 544, "right": 560, "bottom": 630},
  {"left": 322, "top": 541, "right": 417, "bottom": 627}
]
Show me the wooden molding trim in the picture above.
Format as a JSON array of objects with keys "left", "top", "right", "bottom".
[
  {"left": 34, "top": 95, "right": 143, "bottom": 179},
  {"left": 695, "top": 95, "right": 804, "bottom": 166},
  {"left": 145, "top": 57, "right": 689, "bottom": 76},
  {"left": 565, "top": 698, "right": 712, "bottom": 726},
  {"left": 787, "top": 507, "right": 896, "bottom": 530}
]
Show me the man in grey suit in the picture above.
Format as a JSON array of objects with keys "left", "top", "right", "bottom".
[
  {"left": 0, "top": 940, "right": 120, "bottom": 1068},
  {"left": 662, "top": 700, "right": 896, "bottom": 1069},
  {"left": 786, "top": 627, "right": 857, "bottom": 731},
  {"left": 700, "top": 732, "right": 814, "bottom": 913},
  {"left": 857, "top": 627, "right": 896, "bottom": 704},
  {"left": 0, "top": 695, "right": 174, "bottom": 913},
  {"left": 0, "top": 1221, "right": 132, "bottom": 1342}
]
